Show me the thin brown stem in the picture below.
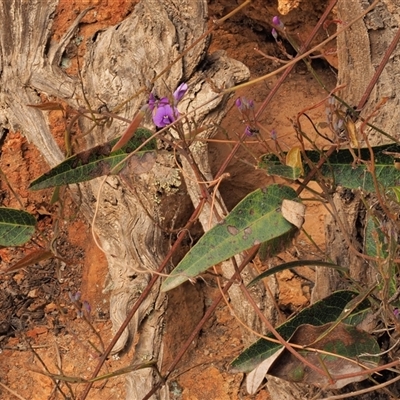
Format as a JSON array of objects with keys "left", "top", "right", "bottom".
[
  {"left": 357, "top": 26, "right": 400, "bottom": 111},
  {"left": 141, "top": 245, "right": 260, "bottom": 400},
  {"left": 254, "top": 0, "right": 338, "bottom": 120},
  {"left": 232, "top": 262, "right": 330, "bottom": 380}
]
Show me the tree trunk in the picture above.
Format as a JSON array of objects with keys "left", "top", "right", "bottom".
[
  {"left": 337, "top": 0, "right": 400, "bottom": 146},
  {"left": 313, "top": 0, "right": 400, "bottom": 300},
  {"left": 310, "top": 1, "right": 400, "bottom": 398},
  {"left": 0, "top": 1, "right": 250, "bottom": 398}
]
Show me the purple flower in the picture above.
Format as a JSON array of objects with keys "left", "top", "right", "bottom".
[
  {"left": 245, "top": 126, "right": 259, "bottom": 137},
  {"left": 158, "top": 97, "right": 169, "bottom": 106},
  {"left": 83, "top": 300, "right": 91, "bottom": 317},
  {"left": 272, "top": 15, "right": 284, "bottom": 29},
  {"left": 153, "top": 103, "right": 179, "bottom": 128},
  {"left": 272, "top": 28, "right": 278, "bottom": 40},
  {"left": 173, "top": 83, "right": 188, "bottom": 104},
  {"left": 148, "top": 94, "right": 169, "bottom": 111},
  {"left": 235, "top": 96, "right": 254, "bottom": 112},
  {"left": 69, "top": 291, "right": 81, "bottom": 302},
  {"left": 147, "top": 83, "right": 187, "bottom": 128},
  {"left": 272, "top": 16, "right": 280, "bottom": 25},
  {"left": 271, "top": 129, "right": 277, "bottom": 140}
]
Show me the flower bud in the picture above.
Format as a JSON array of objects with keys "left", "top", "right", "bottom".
[
  {"left": 245, "top": 125, "right": 252, "bottom": 136},
  {"left": 235, "top": 97, "right": 242, "bottom": 109},
  {"left": 173, "top": 82, "right": 188, "bottom": 104},
  {"left": 272, "top": 15, "right": 284, "bottom": 29}
]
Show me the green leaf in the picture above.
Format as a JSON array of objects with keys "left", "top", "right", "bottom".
[
  {"left": 342, "top": 305, "right": 372, "bottom": 327},
  {"left": 248, "top": 260, "right": 349, "bottom": 288},
  {"left": 0, "top": 208, "right": 36, "bottom": 246},
  {"left": 364, "top": 214, "right": 388, "bottom": 258},
  {"left": 230, "top": 290, "right": 370, "bottom": 373},
  {"left": 259, "top": 154, "right": 303, "bottom": 180},
  {"left": 268, "top": 323, "right": 379, "bottom": 389},
  {"left": 29, "top": 128, "right": 156, "bottom": 190},
  {"left": 259, "top": 144, "right": 400, "bottom": 193},
  {"left": 161, "top": 185, "right": 299, "bottom": 292},
  {"left": 392, "top": 186, "right": 400, "bottom": 202}
]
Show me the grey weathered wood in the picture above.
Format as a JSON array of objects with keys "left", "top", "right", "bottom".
[
  {"left": 337, "top": 0, "right": 400, "bottom": 145},
  {"left": 0, "top": 1, "right": 250, "bottom": 398}
]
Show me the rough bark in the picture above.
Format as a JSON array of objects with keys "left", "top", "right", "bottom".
[
  {"left": 0, "top": 1, "right": 250, "bottom": 399},
  {"left": 337, "top": 0, "right": 400, "bottom": 145},
  {"left": 312, "top": 188, "right": 375, "bottom": 302},
  {"left": 313, "top": 0, "right": 400, "bottom": 300}
]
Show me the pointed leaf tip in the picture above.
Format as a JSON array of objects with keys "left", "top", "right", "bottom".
[
  {"left": 29, "top": 127, "right": 156, "bottom": 190},
  {"left": 161, "top": 185, "right": 298, "bottom": 292}
]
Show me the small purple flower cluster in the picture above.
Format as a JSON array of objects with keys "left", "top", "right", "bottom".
[
  {"left": 235, "top": 97, "right": 254, "bottom": 112},
  {"left": 69, "top": 291, "right": 81, "bottom": 303},
  {"left": 69, "top": 291, "right": 91, "bottom": 319},
  {"left": 235, "top": 96, "right": 259, "bottom": 136},
  {"left": 148, "top": 83, "right": 188, "bottom": 128}
]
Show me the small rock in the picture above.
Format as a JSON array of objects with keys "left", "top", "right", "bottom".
[
  {"left": 13, "top": 272, "right": 25, "bottom": 284},
  {"left": 27, "top": 289, "right": 38, "bottom": 298},
  {"left": 44, "top": 302, "right": 58, "bottom": 313}
]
